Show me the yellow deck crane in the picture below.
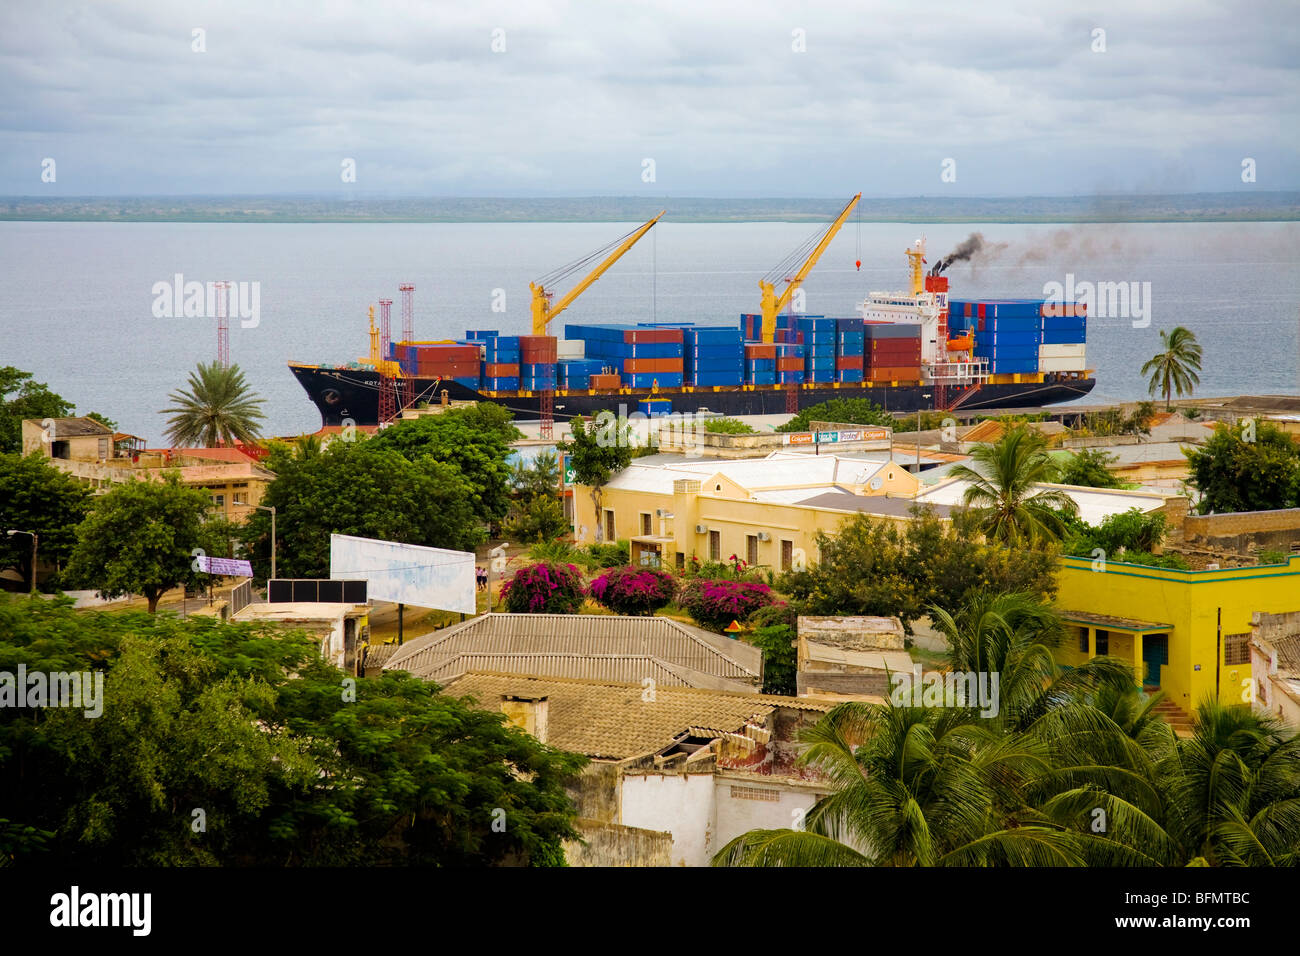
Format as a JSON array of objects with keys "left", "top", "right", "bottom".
[
  {"left": 757, "top": 192, "right": 861, "bottom": 343},
  {"left": 529, "top": 211, "right": 666, "bottom": 336}
]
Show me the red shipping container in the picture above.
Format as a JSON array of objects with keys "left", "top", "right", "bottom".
[
  {"left": 776, "top": 357, "right": 802, "bottom": 371},
  {"left": 836, "top": 356, "right": 864, "bottom": 371},
  {"left": 868, "top": 366, "right": 922, "bottom": 381},
  {"left": 483, "top": 363, "right": 520, "bottom": 377},
  {"left": 744, "top": 343, "right": 777, "bottom": 359},
  {"left": 413, "top": 344, "right": 480, "bottom": 361},
  {"left": 977, "top": 303, "right": 986, "bottom": 318},
  {"left": 624, "top": 328, "right": 683, "bottom": 344},
  {"left": 589, "top": 373, "right": 621, "bottom": 388}
]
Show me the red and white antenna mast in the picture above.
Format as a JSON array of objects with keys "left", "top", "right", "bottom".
[
  {"left": 399, "top": 283, "right": 414, "bottom": 344},
  {"left": 214, "top": 280, "right": 230, "bottom": 368}
]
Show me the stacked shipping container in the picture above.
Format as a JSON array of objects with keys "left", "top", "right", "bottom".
[{"left": 864, "top": 323, "right": 922, "bottom": 382}]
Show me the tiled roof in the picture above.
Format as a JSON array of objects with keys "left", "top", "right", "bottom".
[
  {"left": 1059, "top": 610, "right": 1172, "bottom": 632},
  {"left": 443, "top": 672, "right": 829, "bottom": 760},
  {"left": 38, "top": 416, "right": 112, "bottom": 438},
  {"left": 794, "top": 491, "right": 952, "bottom": 518},
  {"left": 384, "top": 612, "right": 764, "bottom": 690}
]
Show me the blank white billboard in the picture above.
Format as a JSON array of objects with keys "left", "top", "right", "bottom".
[{"left": 329, "top": 534, "right": 475, "bottom": 614}]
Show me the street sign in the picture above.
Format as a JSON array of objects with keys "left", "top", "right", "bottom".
[
  {"left": 563, "top": 454, "right": 576, "bottom": 486},
  {"left": 815, "top": 430, "right": 839, "bottom": 444}
]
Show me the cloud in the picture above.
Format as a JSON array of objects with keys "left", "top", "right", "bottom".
[{"left": 0, "top": 0, "right": 1296, "bottom": 195}]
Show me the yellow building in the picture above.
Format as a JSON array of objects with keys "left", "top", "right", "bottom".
[
  {"left": 1054, "top": 555, "right": 1300, "bottom": 719},
  {"left": 573, "top": 453, "right": 922, "bottom": 571}
]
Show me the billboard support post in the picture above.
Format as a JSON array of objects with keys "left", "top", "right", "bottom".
[{"left": 398, "top": 603, "right": 404, "bottom": 646}]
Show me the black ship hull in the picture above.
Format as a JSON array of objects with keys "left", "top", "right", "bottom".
[{"left": 290, "top": 363, "right": 1096, "bottom": 427}]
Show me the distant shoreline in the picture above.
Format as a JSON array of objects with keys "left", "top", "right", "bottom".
[{"left": 1, "top": 193, "right": 1297, "bottom": 224}]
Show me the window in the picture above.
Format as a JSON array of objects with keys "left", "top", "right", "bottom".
[
  {"left": 98, "top": 437, "right": 110, "bottom": 459},
  {"left": 1224, "top": 632, "right": 1251, "bottom": 666},
  {"left": 730, "top": 785, "right": 779, "bottom": 802},
  {"left": 709, "top": 530, "right": 720, "bottom": 561},
  {"left": 212, "top": 494, "right": 225, "bottom": 508},
  {"left": 781, "top": 539, "right": 793, "bottom": 572},
  {"left": 604, "top": 509, "right": 615, "bottom": 541},
  {"left": 233, "top": 493, "right": 246, "bottom": 506},
  {"left": 746, "top": 534, "right": 758, "bottom": 566},
  {"left": 1095, "top": 629, "right": 1109, "bottom": 655},
  {"left": 675, "top": 552, "right": 685, "bottom": 570},
  {"left": 640, "top": 512, "right": 652, "bottom": 536},
  {"left": 1078, "top": 628, "right": 1089, "bottom": 653}
]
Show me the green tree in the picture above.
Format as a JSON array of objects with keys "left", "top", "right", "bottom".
[
  {"left": 1056, "top": 448, "right": 1126, "bottom": 489},
  {"left": 1184, "top": 421, "right": 1300, "bottom": 514},
  {"left": 557, "top": 415, "right": 633, "bottom": 543},
  {"left": 243, "top": 440, "right": 482, "bottom": 580},
  {"left": 370, "top": 404, "right": 521, "bottom": 528},
  {"left": 0, "top": 367, "right": 72, "bottom": 454},
  {"left": 776, "top": 397, "right": 894, "bottom": 434},
  {"left": 0, "top": 596, "right": 587, "bottom": 866},
  {"left": 703, "top": 418, "right": 757, "bottom": 435},
  {"left": 162, "top": 361, "right": 267, "bottom": 447},
  {"left": 64, "top": 474, "right": 210, "bottom": 612},
  {"left": 502, "top": 451, "right": 569, "bottom": 543},
  {"left": 1141, "top": 326, "right": 1203, "bottom": 410},
  {"left": 780, "top": 507, "right": 1058, "bottom": 630},
  {"left": 0, "top": 453, "right": 92, "bottom": 588},
  {"left": 948, "top": 426, "right": 1077, "bottom": 546}
]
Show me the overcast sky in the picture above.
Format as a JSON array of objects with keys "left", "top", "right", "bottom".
[{"left": 2, "top": 0, "right": 1296, "bottom": 196}]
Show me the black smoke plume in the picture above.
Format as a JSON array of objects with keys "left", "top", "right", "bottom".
[{"left": 930, "top": 233, "right": 991, "bottom": 276}]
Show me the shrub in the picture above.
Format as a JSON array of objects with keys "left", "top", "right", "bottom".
[
  {"left": 748, "top": 602, "right": 797, "bottom": 630},
  {"left": 703, "top": 417, "right": 756, "bottom": 435},
  {"left": 528, "top": 538, "right": 581, "bottom": 563},
  {"left": 680, "top": 578, "right": 774, "bottom": 633},
  {"left": 746, "top": 624, "right": 797, "bottom": 696},
  {"left": 581, "top": 540, "right": 630, "bottom": 570},
  {"left": 589, "top": 566, "right": 677, "bottom": 616},
  {"left": 500, "top": 562, "right": 585, "bottom": 614}
]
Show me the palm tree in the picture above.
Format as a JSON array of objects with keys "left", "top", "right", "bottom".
[
  {"left": 162, "top": 362, "right": 266, "bottom": 447},
  {"left": 947, "top": 425, "right": 1077, "bottom": 546},
  {"left": 1141, "top": 326, "right": 1202, "bottom": 411},
  {"left": 1159, "top": 700, "right": 1300, "bottom": 865}
]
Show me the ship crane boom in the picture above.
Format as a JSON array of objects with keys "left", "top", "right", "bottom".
[
  {"left": 758, "top": 192, "right": 860, "bottom": 343},
  {"left": 529, "top": 210, "right": 665, "bottom": 335}
]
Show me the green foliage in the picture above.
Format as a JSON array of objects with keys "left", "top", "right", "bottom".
[
  {"left": 746, "top": 624, "right": 797, "bottom": 696},
  {"left": 528, "top": 539, "right": 582, "bottom": 564},
  {"left": 776, "top": 398, "right": 894, "bottom": 434},
  {"left": 243, "top": 439, "right": 482, "bottom": 580},
  {"left": 500, "top": 562, "right": 586, "bottom": 614},
  {"left": 558, "top": 415, "right": 633, "bottom": 543},
  {"left": 0, "top": 453, "right": 92, "bottom": 588},
  {"left": 1256, "top": 549, "right": 1287, "bottom": 565},
  {"left": 64, "top": 474, "right": 210, "bottom": 612},
  {"left": 1142, "top": 326, "right": 1203, "bottom": 409},
  {"left": 1056, "top": 447, "right": 1126, "bottom": 489},
  {"left": 0, "top": 595, "right": 586, "bottom": 865},
  {"left": 948, "top": 425, "right": 1078, "bottom": 545},
  {"left": 83, "top": 411, "right": 118, "bottom": 432},
  {"left": 502, "top": 494, "right": 569, "bottom": 544},
  {"left": 0, "top": 367, "right": 71, "bottom": 454},
  {"left": 703, "top": 417, "right": 757, "bottom": 434},
  {"left": 581, "top": 540, "right": 630, "bottom": 570},
  {"left": 1062, "top": 507, "right": 1170, "bottom": 558},
  {"left": 780, "top": 507, "right": 1058, "bottom": 630},
  {"left": 502, "top": 451, "right": 569, "bottom": 543},
  {"left": 891, "top": 410, "right": 951, "bottom": 434},
  {"left": 1184, "top": 421, "right": 1300, "bottom": 514},
  {"left": 162, "top": 361, "right": 266, "bottom": 447},
  {"left": 370, "top": 404, "right": 522, "bottom": 527}
]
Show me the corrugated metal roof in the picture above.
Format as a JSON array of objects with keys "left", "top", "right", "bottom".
[
  {"left": 384, "top": 613, "right": 763, "bottom": 688},
  {"left": 444, "top": 672, "right": 830, "bottom": 760}
]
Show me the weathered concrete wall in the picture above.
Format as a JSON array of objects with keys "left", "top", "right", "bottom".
[
  {"left": 1182, "top": 508, "right": 1300, "bottom": 556},
  {"left": 621, "top": 772, "right": 717, "bottom": 866},
  {"left": 569, "top": 762, "right": 622, "bottom": 824},
  {"left": 564, "top": 819, "right": 673, "bottom": 867},
  {"left": 797, "top": 670, "right": 891, "bottom": 697},
  {"left": 797, "top": 616, "right": 906, "bottom": 650}
]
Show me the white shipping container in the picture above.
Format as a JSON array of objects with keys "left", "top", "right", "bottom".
[
  {"left": 1038, "top": 356, "right": 1088, "bottom": 372},
  {"left": 556, "top": 338, "right": 585, "bottom": 359},
  {"left": 1038, "top": 343, "right": 1087, "bottom": 359}
]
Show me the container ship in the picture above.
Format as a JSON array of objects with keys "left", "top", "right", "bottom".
[{"left": 288, "top": 201, "right": 1093, "bottom": 427}]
